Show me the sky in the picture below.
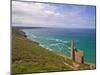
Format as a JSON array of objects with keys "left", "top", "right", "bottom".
[{"left": 12, "top": 1, "right": 96, "bottom": 28}]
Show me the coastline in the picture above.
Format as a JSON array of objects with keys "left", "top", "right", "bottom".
[
  {"left": 22, "top": 29, "right": 95, "bottom": 65},
  {"left": 12, "top": 27, "right": 73, "bottom": 74},
  {"left": 12, "top": 27, "right": 96, "bottom": 74},
  {"left": 21, "top": 28, "right": 95, "bottom": 66}
]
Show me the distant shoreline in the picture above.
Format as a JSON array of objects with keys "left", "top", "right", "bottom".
[{"left": 12, "top": 26, "right": 96, "bottom": 30}]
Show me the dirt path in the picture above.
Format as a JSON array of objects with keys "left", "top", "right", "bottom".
[{"left": 63, "top": 62, "right": 79, "bottom": 70}]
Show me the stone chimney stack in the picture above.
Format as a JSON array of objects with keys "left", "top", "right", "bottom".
[{"left": 71, "top": 40, "right": 75, "bottom": 60}]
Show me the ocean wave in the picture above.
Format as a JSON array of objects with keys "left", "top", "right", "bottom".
[
  {"left": 50, "top": 42, "right": 69, "bottom": 48},
  {"left": 47, "top": 38, "right": 70, "bottom": 44},
  {"left": 32, "top": 35, "right": 37, "bottom": 38},
  {"left": 39, "top": 44, "right": 53, "bottom": 51},
  {"left": 26, "top": 34, "right": 70, "bottom": 52},
  {"left": 28, "top": 34, "right": 70, "bottom": 45},
  {"left": 50, "top": 43, "right": 61, "bottom": 46}
]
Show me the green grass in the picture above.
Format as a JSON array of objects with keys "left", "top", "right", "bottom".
[
  {"left": 12, "top": 27, "right": 73, "bottom": 74},
  {"left": 12, "top": 27, "right": 95, "bottom": 74}
]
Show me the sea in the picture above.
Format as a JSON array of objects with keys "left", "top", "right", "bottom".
[{"left": 22, "top": 28, "right": 96, "bottom": 64}]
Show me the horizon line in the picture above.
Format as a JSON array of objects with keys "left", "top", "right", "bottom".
[{"left": 12, "top": 26, "right": 96, "bottom": 29}]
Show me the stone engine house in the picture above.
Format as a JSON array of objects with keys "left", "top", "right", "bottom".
[{"left": 70, "top": 40, "right": 84, "bottom": 64}]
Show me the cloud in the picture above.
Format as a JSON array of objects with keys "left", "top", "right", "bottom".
[{"left": 12, "top": 1, "right": 96, "bottom": 28}]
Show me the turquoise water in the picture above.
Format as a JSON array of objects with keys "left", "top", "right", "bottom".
[{"left": 22, "top": 28, "right": 96, "bottom": 64}]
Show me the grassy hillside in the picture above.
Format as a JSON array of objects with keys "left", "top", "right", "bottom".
[{"left": 12, "top": 27, "right": 95, "bottom": 74}]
